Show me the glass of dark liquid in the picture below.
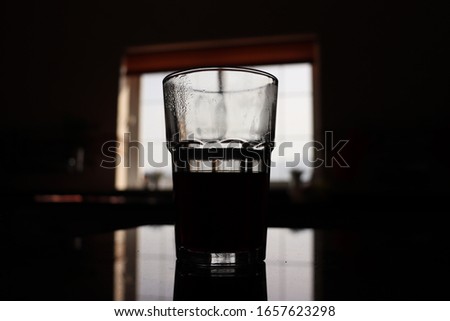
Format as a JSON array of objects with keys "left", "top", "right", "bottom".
[{"left": 163, "top": 67, "right": 278, "bottom": 265}]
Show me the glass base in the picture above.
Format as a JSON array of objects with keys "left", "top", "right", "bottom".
[{"left": 177, "top": 247, "right": 266, "bottom": 266}]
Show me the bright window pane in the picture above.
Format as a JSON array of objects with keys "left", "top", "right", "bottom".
[{"left": 139, "top": 72, "right": 173, "bottom": 190}]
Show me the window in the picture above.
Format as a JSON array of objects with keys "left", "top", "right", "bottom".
[{"left": 116, "top": 35, "right": 319, "bottom": 190}]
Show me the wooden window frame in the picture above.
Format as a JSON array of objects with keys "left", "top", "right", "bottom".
[{"left": 124, "top": 35, "right": 317, "bottom": 74}]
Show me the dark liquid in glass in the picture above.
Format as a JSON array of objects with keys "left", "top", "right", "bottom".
[{"left": 173, "top": 171, "right": 269, "bottom": 261}]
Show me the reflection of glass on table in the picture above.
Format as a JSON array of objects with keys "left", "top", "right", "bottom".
[{"left": 174, "top": 261, "right": 267, "bottom": 301}]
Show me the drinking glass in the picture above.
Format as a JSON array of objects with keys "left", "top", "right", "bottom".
[{"left": 163, "top": 67, "right": 278, "bottom": 265}]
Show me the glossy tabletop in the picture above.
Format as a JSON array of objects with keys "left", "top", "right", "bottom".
[{"left": 132, "top": 226, "right": 314, "bottom": 301}]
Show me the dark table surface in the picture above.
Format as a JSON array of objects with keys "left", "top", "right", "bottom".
[{"left": 1, "top": 192, "right": 450, "bottom": 300}]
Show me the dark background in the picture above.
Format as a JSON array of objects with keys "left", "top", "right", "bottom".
[{"left": 1, "top": 0, "right": 449, "bottom": 300}]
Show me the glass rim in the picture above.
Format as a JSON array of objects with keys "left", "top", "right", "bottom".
[{"left": 162, "top": 66, "right": 278, "bottom": 85}]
